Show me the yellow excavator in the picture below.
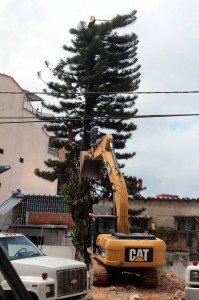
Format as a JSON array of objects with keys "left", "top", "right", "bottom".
[{"left": 80, "top": 134, "right": 166, "bottom": 287}]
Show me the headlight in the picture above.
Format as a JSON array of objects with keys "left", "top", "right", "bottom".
[
  {"left": 190, "top": 270, "right": 199, "bottom": 281},
  {"left": 46, "top": 284, "right": 55, "bottom": 297}
]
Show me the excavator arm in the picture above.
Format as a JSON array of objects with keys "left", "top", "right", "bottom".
[{"left": 80, "top": 134, "right": 129, "bottom": 233}]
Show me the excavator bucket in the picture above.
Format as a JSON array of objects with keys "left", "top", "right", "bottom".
[{"left": 80, "top": 151, "right": 103, "bottom": 179}]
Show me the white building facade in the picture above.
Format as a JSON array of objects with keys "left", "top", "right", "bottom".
[{"left": 0, "top": 73, "right": 59, "bottom": 203}]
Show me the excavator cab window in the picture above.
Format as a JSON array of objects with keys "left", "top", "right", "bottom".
[{"left": 98, "top": 218, "right": 117, "bottom": 234}]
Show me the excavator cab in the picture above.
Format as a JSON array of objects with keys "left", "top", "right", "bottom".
[{"left": 88, "top": 215, "right": 117, "bottom": 254}]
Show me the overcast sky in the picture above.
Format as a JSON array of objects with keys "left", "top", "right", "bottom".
[{"left": 1, "top": 0, "right": 199, "bottom": 198}]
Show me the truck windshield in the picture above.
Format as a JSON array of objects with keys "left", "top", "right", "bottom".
[{"left": 0, "top": 235, "right": 44, "bottom": 260}]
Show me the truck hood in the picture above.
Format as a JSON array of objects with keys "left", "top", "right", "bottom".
[{"left": 12, "top": 256, "right": 85, "bottom": 271}]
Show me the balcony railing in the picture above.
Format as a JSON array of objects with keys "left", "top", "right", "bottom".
[{"left": 23, "top": 101, "right": 53, "bottom": 118}]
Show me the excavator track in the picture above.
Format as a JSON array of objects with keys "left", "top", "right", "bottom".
[
  {"left": 140, "top": 267, "right": 158, "bottom": 288},
  {"left": 91, "top": 257, "right": 108, "bottom": 286}
]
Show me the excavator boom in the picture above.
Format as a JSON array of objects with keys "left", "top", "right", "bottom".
[{"left": 80, "top": 134, "right": 129, "bottom": 233}]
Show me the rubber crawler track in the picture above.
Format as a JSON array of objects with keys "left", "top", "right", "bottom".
[
  {"left": 91, "top": 257, "right": 108, "bottom": 286},
  {"left": 140, "top": 267, "right": 158, "bottom": 288}
]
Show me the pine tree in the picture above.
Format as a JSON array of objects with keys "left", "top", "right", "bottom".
[
  {"left": 38, "top": 10, "right": 140, "bottom": 155},
  {"left": 36, "top": 11, "right": 143, "bottom": 261}
]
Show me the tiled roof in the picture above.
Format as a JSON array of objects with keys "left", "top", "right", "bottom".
[
  {"left": 133, "top": 196, "right": 199, "bottom": 201},
  {"left": 156, "top": 194, "right": 179, "bottom": 199},
  {"left": 175, "top": 215, "right": 199, "bottom": 218}
]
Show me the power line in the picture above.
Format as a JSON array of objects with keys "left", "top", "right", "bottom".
[
  {"left": 1, "top": 90, "right": 199, "bottom": 95},
  {"left": 0, "top": 113, "right": 199, "bottom": 124},
  {"left": 1, "top": 113, "right": 199, "bottom": 119}
]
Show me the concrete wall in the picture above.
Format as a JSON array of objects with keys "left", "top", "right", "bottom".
[
  {"left": 129, "top": 198, "right": 199, "bottom": 228},
  {"left": 161, "top": 251, "right": 191, "bottom": 278},
  {"left": 100, "top": 198, "right": 199, "bottom": 229},
  {"left": 11, "top": 225, "right": 73, "bottom": 247},
  {"left": 0, "top": 74, "right": 58, "bottom": 203}
]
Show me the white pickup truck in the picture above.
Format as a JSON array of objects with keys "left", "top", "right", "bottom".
[
  {"left": 185, "top": 260, "right": 199, "bottom": 300},
  {"left": 0, "top": 232, "right": 92, "bottom": 300}
]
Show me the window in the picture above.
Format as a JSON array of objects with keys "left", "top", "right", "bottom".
[
  {"left": 176, "top": 217, "right": 196, "bottom": 230},
  {"left": 19, "top": 158, "right": 24, "bottom": 163},
  {"left": 0, "top": 148, "right": 4, "bottom": 154},
  {"left": 98, "top": 218, "right": 116, "bottom": 234},
  {"left": 130, "top": 217, "right": 149, "bottom": 232}
]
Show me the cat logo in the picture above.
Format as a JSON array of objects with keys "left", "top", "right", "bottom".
[{"left": 125, "top": 248, "right": 153, "bottom": 262}]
